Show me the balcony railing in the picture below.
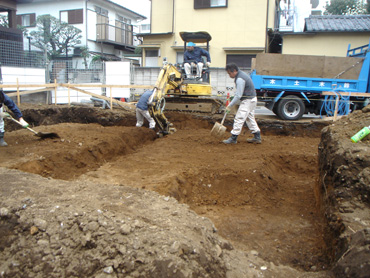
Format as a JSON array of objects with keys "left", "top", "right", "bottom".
[
  {"left": 277, "top": 9, "right": 295, "bottom": 32},
  {"left": 96, "top": 23, "right": 134, "bottom": 48},
  {"left": 0, "top": 26, "right": 23, "bottom": 42}
]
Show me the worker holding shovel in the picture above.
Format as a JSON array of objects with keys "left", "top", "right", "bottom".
[
  {"left": 0, "top": 91, "right": 29, "bottom": 147},
  {"left": 223, "top": 63, "right": 261, "bottom": 144}
]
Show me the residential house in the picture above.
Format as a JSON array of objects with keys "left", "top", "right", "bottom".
[
  {"left": 16, "top": 0, "right": 146, "bottom": 65},
  {"left": 139, "top": 0, "right": 279, "bottom": 68},
  {"left": 282, "top": 15, "right": 370, "bottom": 57},
  {"left": 0, "top": 0, "right": 24, "bottom": 67},
  {"left": 274, "top": 0, "right": 370, "bottom": 57},
  {"left": 1, "top": 0, "right": 147, "bottom": 103},
  {"left": 140, "top": 0, "right": 370, "bottom": 69}
]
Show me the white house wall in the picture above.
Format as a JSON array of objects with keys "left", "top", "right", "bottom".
[
  {"left": 17, "top": 0, "right": 87, "bottom": 49},
  {"left": 87, "top": 9, "right": 97, "bottom": 43}
]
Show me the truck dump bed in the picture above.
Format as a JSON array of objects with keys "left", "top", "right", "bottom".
[{"left": 251, "top": 52, "right": 369, "bottom": 93}]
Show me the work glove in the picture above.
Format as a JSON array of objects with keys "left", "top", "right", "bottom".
[
  {"left": 206, "top": 62, "right": 211, "bottom": 67},
  {"left": 19, "top": 118, "right": 29, "bottom": 128},
  {"left": 0, "top": 112, "right": 10, "bottom": 118}
]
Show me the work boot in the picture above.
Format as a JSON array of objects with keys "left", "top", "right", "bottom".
[
  {"left": 247, "top": 132, "right": 261, "bottom": 144},
  {"left": 0, "top": 132, "right": 8, "bottom": 147},
  {"left": 223, "top": 134, "right": 238, "bottom": 144}
]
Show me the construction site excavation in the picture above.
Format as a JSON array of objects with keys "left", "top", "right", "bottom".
[{"left": 0, "top": 104, "right": 369, "bottom": 278}]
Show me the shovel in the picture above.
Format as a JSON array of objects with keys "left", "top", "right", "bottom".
[
  {"left": 211, "top": 111, "right": 228, "bottom": 138},
  {"left": 8, "top": 115, "right": 60, "bottom": 139}
]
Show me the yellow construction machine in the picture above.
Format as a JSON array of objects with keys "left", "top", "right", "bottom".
[{"left": 148, "top": 31, "right": 223, "bottom": 135}]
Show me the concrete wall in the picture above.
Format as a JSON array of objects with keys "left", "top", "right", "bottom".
[
  {"left": 2, "top": 66, "right": 241, "bottom": 104},
  {"left": 2, "top": 66, "right": 47, "bottom": 103}
]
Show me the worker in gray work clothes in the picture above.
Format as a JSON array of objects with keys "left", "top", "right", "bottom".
[
  {"left": 136, "top": 90, "right": 156, "bottom": 129},
  {"left": 223, "top": 63, "right": 261, "bottom": 144},
  {"left": 0, "top": 90, "right": 29, "bottom": 147}
]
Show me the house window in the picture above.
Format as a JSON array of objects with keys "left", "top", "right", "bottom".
[
  {"left": 145, "top": 49, "right": 159, "bottom": 67},
  {"left": 194, "top": 0, "right": 227, "bottom": 9},
  {"left": 226, "top": 54, "right": 256, "bottom": 68},
  {"left": 60, "top": 9, "right": 83, "bottom": 24},
  {"left": 140, "top": 24, "right": 150, "bottom": 33},
  {"left": 16, "top": 13, "right": 36, "bottom": 27},
  {"left": 116, "top": 15, "right": 131, "bottom": 24},
  {"left": 176, "top": 52, "right": 184, "bottom": 65},
  {"left": 95, "top": 6, "right": 108, "bottom": 17}
]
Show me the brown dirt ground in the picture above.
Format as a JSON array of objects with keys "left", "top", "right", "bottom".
[{"left": 0, "top": 104, "right": 340, "bottom": 277}]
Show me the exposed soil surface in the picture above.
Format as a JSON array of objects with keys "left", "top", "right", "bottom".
[{"left": 0, "top": 104, "right": 368, "bottom": 277}]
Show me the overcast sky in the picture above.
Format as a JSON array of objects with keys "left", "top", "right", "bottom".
[{"left": 111, "top": 0, "right": 151, "bottom": 23}]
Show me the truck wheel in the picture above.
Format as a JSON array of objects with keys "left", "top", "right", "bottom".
[
  {"left": 272, "top": 105, "right": 279, "bottom": 115},
  {"left": 276, "top": 95, "right": 305, "bottom": 120}
]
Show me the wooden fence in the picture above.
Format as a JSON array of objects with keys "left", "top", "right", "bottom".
[{"left": 0, "top": 80, "right": 152, "bottom": 110}]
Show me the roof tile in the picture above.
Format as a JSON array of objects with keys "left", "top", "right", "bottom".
[{"left": 304, "top": 15, "right": 370, "bottom": 32}]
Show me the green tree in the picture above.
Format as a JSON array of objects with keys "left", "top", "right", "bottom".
[
  {"left": 324, "top": 0, "right": 368, "bottom": 15},
  {"left": 30, "top": 15, "right": 82, "bottom": 60},
  {"left": 80, "top": 46, "right": 91, "bottom": 69}
]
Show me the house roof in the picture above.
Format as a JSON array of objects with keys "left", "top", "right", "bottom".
[
  {"left": 105, "top": 0, "right": 146, "bottom": 20},
  {"left": 15, "top": 0, "right": 146, "bottom": 20},
  {"left": 304, "top": 15, "right": 370, "bottom": 32}
]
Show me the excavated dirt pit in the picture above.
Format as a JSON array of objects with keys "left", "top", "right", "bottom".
[{"left": 0, "top": 105, "right": 336, "bottom": 277}]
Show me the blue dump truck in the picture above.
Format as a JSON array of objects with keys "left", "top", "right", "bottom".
[{"left": 251, "top": 41, "right": 370, "bottom": 120}]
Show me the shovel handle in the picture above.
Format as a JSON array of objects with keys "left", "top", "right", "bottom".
[
  {"left": 220, "top": 111, "right": 228, "bottom": 125},
  {"left": 8, "top": 115, "right": 38, "bottom": 135}
]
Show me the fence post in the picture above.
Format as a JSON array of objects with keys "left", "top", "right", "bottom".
[
  {"left": 54, "top": 79, "right": 57, "bottom": 105},
  {"left": 334, "top": 95, "right": 340, "bottom": 121},
  {"left": 68, "top": 82, "right": 71, "bottom": 106},
  {"left": 16, "top": 78, "right": 20, "bottom": 106},
  {"left": 110, "top": 86, "right": 113, "bottom": 110}
]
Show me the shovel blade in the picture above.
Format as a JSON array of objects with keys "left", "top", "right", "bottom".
[
  {"left": 211, "top": 122, "right": 227, "bottom": 138},
  {"left": 35, "top": 132, "right": 60, "bottom": 139}
]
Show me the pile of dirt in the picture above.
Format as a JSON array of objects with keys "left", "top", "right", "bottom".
[
  {"left": 318, "top": 106, "right": 370, "bottom": 277},
  {"left": 0, "top": 103, "right": 367, "bottom": 277}
]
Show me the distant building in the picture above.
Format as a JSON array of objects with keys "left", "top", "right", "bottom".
[
  {"left": 283, "top": 15, "right": 370, "bottom": 56},
  {"left": 16, "top": 0, "right": 146, "bottom": 63}
]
